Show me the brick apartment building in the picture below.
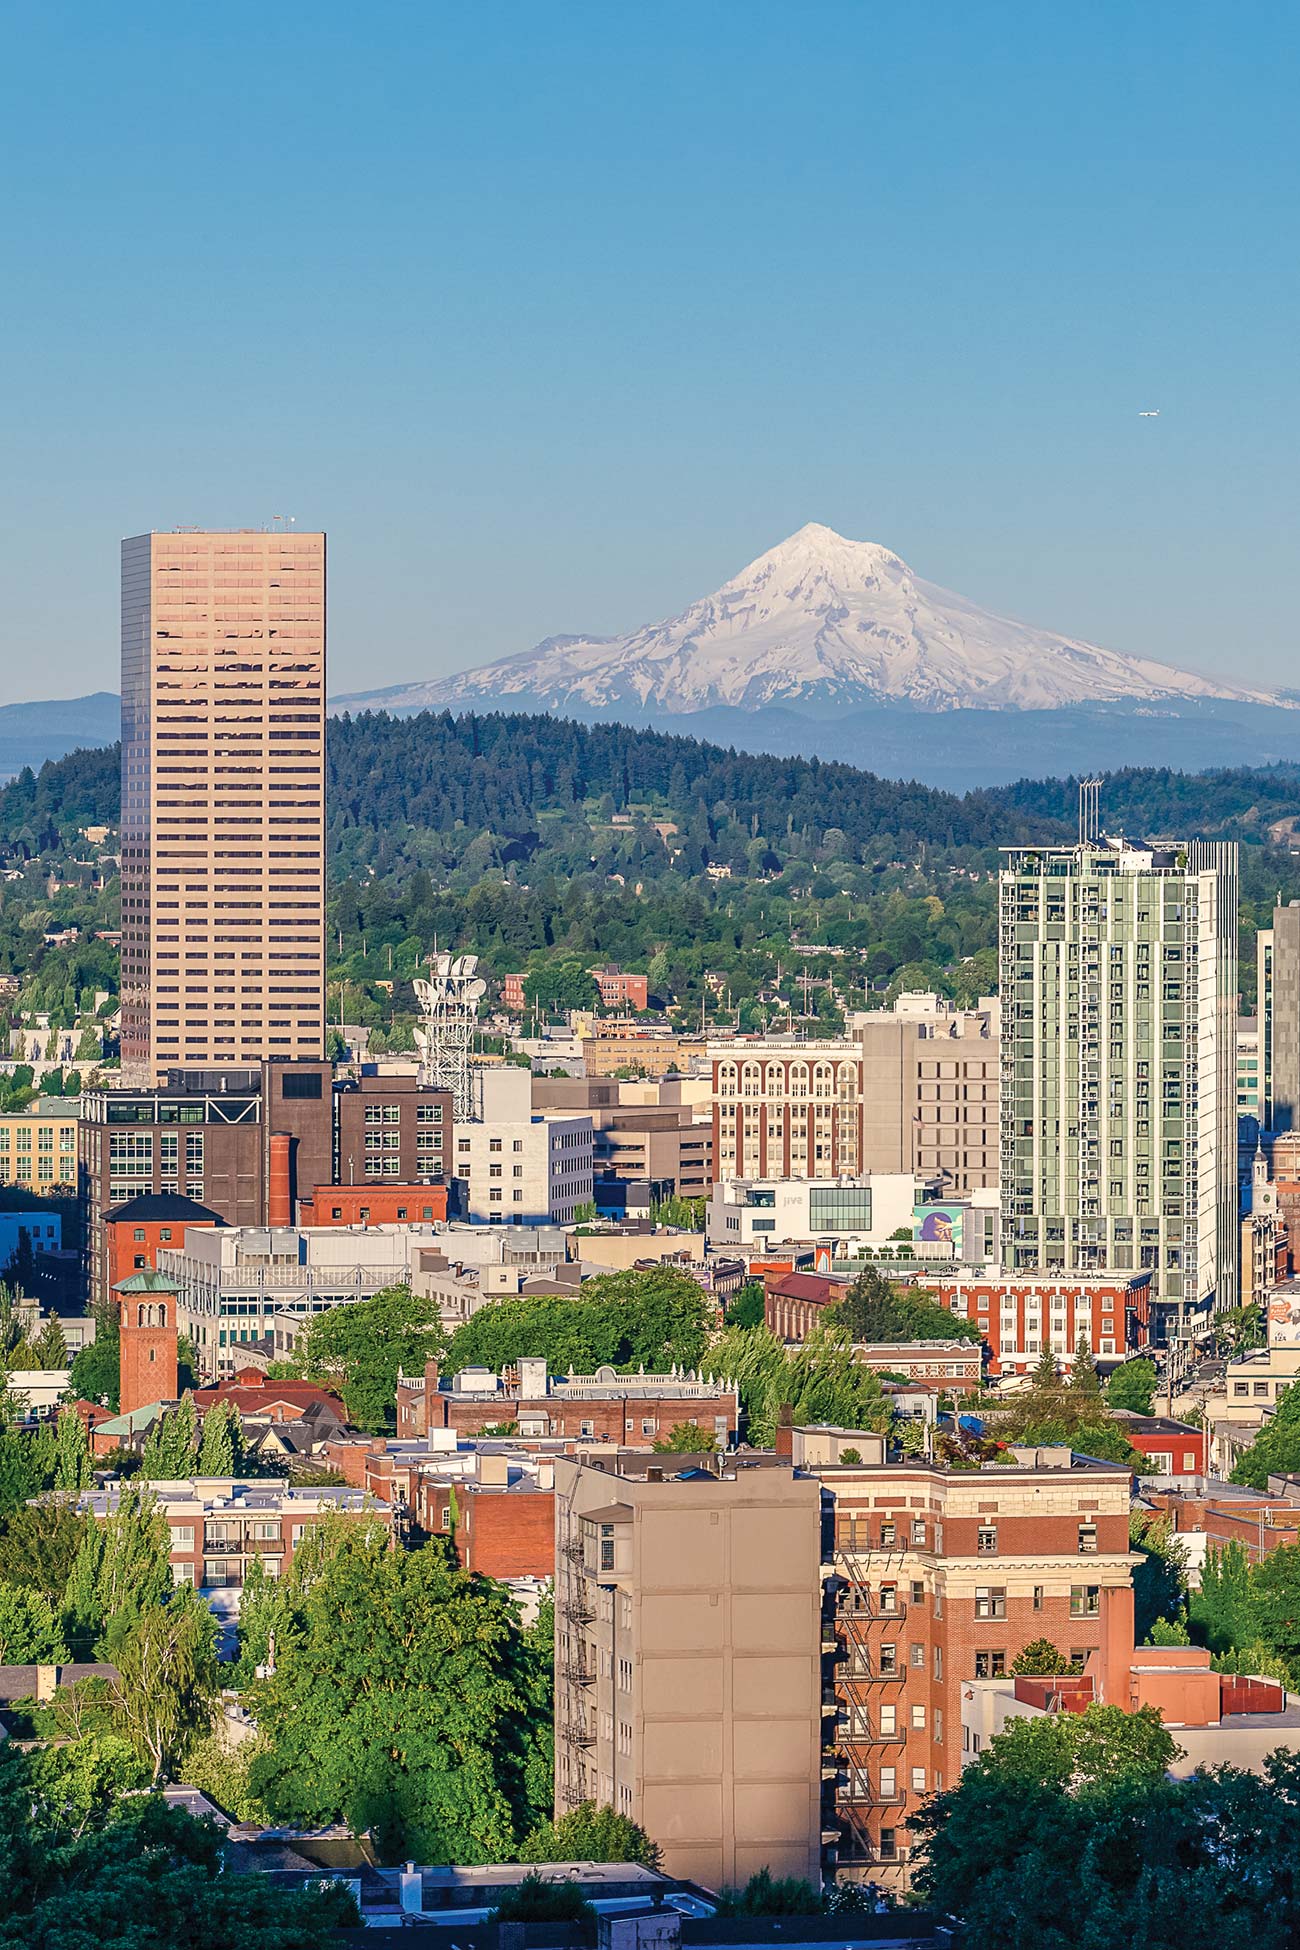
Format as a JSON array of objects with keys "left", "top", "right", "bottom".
[
  {"left": 800, "top": 1426, "right": 1137, "bottom": 1888},
  {"left": 80, "top": 1061, "right": 452, "bottom": 1305},
  {"left": 396, "top": 1357, "right": 738, "bottom": 1447},
  {"left": 503, "top": 966, "right": 649, "bottom": 1014},
  {"left": 921, "top": 1273, "right": 1152, "bottom": 1375}
]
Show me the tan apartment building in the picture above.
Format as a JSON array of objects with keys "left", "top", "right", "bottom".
[
  {"left": 712, "top": 1039, "right": 865, "bottom": 1181},
  {"left": 856, "top": 993, "right": 999, "bottom": 1192},
  {"left": 553, "top": 1454, "right": 824, "bottom": 1890},
  {"left": 120, "top": 529, "right": 326, "bottom": 1083},
  {"left": 0, "top": 1104, "right": 78, "bottom": 1194}
]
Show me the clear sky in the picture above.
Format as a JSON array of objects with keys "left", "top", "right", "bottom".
[{"left": 3, "top": 0, "right": 1299, "bottom": 702}]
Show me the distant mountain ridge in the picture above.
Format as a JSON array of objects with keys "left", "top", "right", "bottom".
[{"left": 0, "top": 692, "right": 120, "bottom": 781}]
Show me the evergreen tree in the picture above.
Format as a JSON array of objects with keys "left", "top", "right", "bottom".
[
  {"left": 63, "top": 1481, "right": 172, "bottom": 1651},
  {"left": 54, "top": 1406, "right": 91, "bottom": 1492},
  {"left": 1068, "top": 1332, "right": 1101, "bottom": 1398},
  {"left": 197, "top": 1398, "right": 241, "bottom": 1477},
  {"left": 32, "top": 1316, "right": 67, "bottom": 1370}
]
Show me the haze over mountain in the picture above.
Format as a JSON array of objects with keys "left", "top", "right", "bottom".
[{"left": 338, "top": 523, "right": 1283, "bottom": 718}]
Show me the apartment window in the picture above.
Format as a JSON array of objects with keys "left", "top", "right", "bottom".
[
  {"left": 911, "top": 1519, "right": 926, "bottom": 1545},
  {"left": 911, "top": 1767, "right": 927, "bottom": 1794},
  {"left": 911, "top": 1580, "right": 925, "bottom": 1605},
  {"left": 879, "top": 1830, "right": 897, "bottom": 1861},
  {"left": 878, "top": 1644, "right": 897, "bottom": 1675},
  {"left": 974, "top": 1586, "right": 1006, "bottom": 1621},
  {"left": 977, "top": 1525, "right": 998, "bottom": 1554},
  {"left": 1033, "top": 1585, "right": 1044, "bottom": 1612},
  {"left": 974, "top": 1651, "right": 1006, "bottom": 1679},
  {"left": 880, "top": 1584, "right": 898, "bottom": 1613},
  {"left": 1078, "top": 1523, "right": 1098, "bottom": 1554},
  {"left": 933, "top": 1645, "right": 942, "bottom": 1680},
  {"left": 910, "top": 1643, "right": 925, "bottom": 1668},
  {"left": 879, "top": 1765, "right": 897, "bottom": 1798},
  {"left": 1070, "top": 1585, "right": 1101, "bottom": 1618},
  {"left": 879, "top": 1704, "right": 897, "bottom": 1735},
  {"left": 880, "top": 1520, "right": 896, "bottom": 1547},
  {"left": 580, "top": 1420, "right": 595, "bottom": 1438},
  {"left": 911, "top": 1703, "right": 926, "bottom": 1729}
]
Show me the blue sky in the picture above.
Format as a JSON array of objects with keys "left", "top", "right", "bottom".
[{"left": 2, "top": 0, "right": 1298, "bottom": 701}]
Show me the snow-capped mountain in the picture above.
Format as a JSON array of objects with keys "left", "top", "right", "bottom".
[{"left": 336, "top": 523, "right": 1282, "bottom": 718}]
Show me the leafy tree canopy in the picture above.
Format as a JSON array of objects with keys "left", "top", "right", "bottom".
[
  {"left": 1229, "top": 1377, "right": 1300, "bottom": 1489},
  {"left": 293, "top": 1283, "right": 445, "bottom": 1434},
  {"left": 445, "top": 1267, "right": 713, "bottom": 1378},
  {"left": 1106, "top": 1357, "right": 1157, "bottom": 1415},
  {"left": 831, "top": 1265, "right": 982, "bottom": 1346},
  {"left": 520, "top": 1800, "right": 661, "bottom": 1869}
]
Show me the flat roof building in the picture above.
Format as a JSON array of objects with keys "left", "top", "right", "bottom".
[{"left": 119, "top": 528, "right": 327, "bottom": 1083}]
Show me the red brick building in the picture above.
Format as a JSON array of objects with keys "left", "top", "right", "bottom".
[
  {"left": 396, "top": 1358, "right": 738, "bottom": 1447},
  {"left": 793, "top": 1428, "right": 1137, "bottom": 1888},
  {"left": 921, "top": 1273, "right": 1152, "bottom": 1375},
  {"left": 503, "top": 967, "right": 648, "bottom": 1014},
  {"left": 114, "top": 1269, "right": 179, "bottom": 1418},
  {"left": 300, "top": 1184, "right": 448, "bottom": 1226},
  {"left": 192, "top": 1368, "right": 347, "bottom": 1423},
  {"left": 765, "top": 1270, "right": 848, "bottom": 1341},
  {"left": 417, "top": 1472, "right": 556, "bottom": 1579},
  {"left": 1113, "top": 1415, "right": 1205, "bottom": 1478},
  {"left": 104, "top": 1193, "right": 224, "bottom": 1296}
]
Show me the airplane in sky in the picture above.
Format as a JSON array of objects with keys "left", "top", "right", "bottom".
[{"left": 1138, "top": 409, "right": 1160, "bottom": 418}]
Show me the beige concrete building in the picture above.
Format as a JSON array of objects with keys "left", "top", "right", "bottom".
[
  {"left": 532, "top": 1078, "right": 713, "bottom": 1201},
  {"left": 553, "top": 1454, "right": 823, "bottom": 1890},
  {"left": 120, "top": 529, "right": 326, "bottom": 1083},
  {"left": 710, "top": 998, "right": 998, "bottom": 1194},
  {"left": 856, "top": 992, "right": 1000, "bottom": 1192},
  {"left": 0, "top": 1105, "right": 78, "bottom": 1194}
]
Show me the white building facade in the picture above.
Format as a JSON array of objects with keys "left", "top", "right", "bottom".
[{"left": 453, "top": 1067, "right": 594, "bottom": 1226}]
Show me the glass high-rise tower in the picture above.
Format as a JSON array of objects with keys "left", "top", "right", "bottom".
[
  {"left": 999, "top": 835, "right": 1238, "bottom": 1348},
  {"left": 119, "top": 528, "right": 326, "bottom": 1083}
]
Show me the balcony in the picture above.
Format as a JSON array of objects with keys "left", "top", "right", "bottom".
[
  {"left": 560, "top": 1662, "right": 596, "bottom": 1686},
  {"left": 561, "top": 1722, "right": 596, "bottom": 1748},
  {"left": 561, "top": 1597, "right": 595, "bottom": 1626}
]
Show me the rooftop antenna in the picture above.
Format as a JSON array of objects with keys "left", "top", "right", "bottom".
[{"left": 1078, "top": 779, "right": 1102, "bottom": 845}]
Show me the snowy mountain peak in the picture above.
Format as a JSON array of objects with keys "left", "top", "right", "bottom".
[{"left": 336, "top": 524, "right": 1284, "bottom": 719}]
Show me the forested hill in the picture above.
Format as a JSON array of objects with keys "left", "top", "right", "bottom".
[{"left": 3, "top": 712, "right": 1300, "bottom": 1038}]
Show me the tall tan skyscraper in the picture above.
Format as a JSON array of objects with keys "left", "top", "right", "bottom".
[{"left": 120, "top": 529, "right": 327, "bottom": 1083}]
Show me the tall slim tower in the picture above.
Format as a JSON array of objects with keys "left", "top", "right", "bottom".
[
  {"left": 1258, "top": 902, "right": 1300, "bottom": 1133},
  {"left": 999, "top": 834, "right": 1238, "bottom": 1349},
  {"left": 120, "top": 529, "right": 326, "bottom": 1082}
]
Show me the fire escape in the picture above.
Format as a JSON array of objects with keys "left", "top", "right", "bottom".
[{"left": 823, "top": 1546, "right": 909, "bottom": 1874}]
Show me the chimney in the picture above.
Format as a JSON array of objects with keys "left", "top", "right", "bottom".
[
  {"left": 399, "top": 1864, "right": 422, "bottom": 1915},
  {"left": 774, "top": 1402, "right": 795, "bottom": 1461},
  {"left": 646, "top": 1465, "right": 663, "bottom": 1483},
  {"left": 424, "top": 1357, "right": 440, "bottom": 1392},
  {"left": 34, "top": 1664, "right": 58, "bottom": 1704},
  {"left": 267, "top": 1132, "right": 292, "bottom": 1228}
]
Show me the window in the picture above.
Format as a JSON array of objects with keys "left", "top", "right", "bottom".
[
  {"left": 910, "top": 1643, "right": 925, "bottom": 1668},
  {"left": 933, "top": 1645, "right": 942, "bottom": 1680},
  {"left": 974, "top": 1586, "right": 1006, "bottom": 1620},
  {"left": 1070, "top": 1585, "right": 1101, "bottom": 1618},
  {"left": 880, "top": 1584, "right": 898, "bottom": 1613},
  {"left": 280, "top": 1071, "right": 322, "bottom": 1099},
  {"left": 974, "top": 1651, "right": 1006, "bottom": 1678},
  {"left": 879, "top": 1829, "right": 897, "bottom": 1861},
  {"left": 1033, "top": 1585, "right": 1044, "bottom": 1612},
  {"left": 911, "top": 1703, "right": 926, "bottom": 1729},
  {"left": 880, "top": 1520, "right": 896, "bottom": 1546},
  {"left": 599, "top": 1523, "right": 616, "bottom": 1573},
  {"left": 977, "top": 1525, "right": 998, "bottom": 1554},
  {"left": 1078, "top": 1524, "right": 1098, "bottom": 1554},
  {"left": 911, "top": 1580, "right": 925, "bottom": 1604},
  {"left": 911, "top": 1519, "right": 926, "bottom": 1545},
  {"left": 879, "top": 1765, "right": 897, "bottom": 1798},
  {"left": 911, "top": 1766, "right": 927, "bottom": 1794},
  {"left": 879, "top": 1704, "right": 897, "bottom": 1735},
  {"left": 878, "top": 1644, "right": 897, "bottom": 1675}
]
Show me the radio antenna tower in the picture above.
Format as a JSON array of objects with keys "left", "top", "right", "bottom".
[{"left": 414, "top": 952, "right": 486, "bottom": 1121}]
